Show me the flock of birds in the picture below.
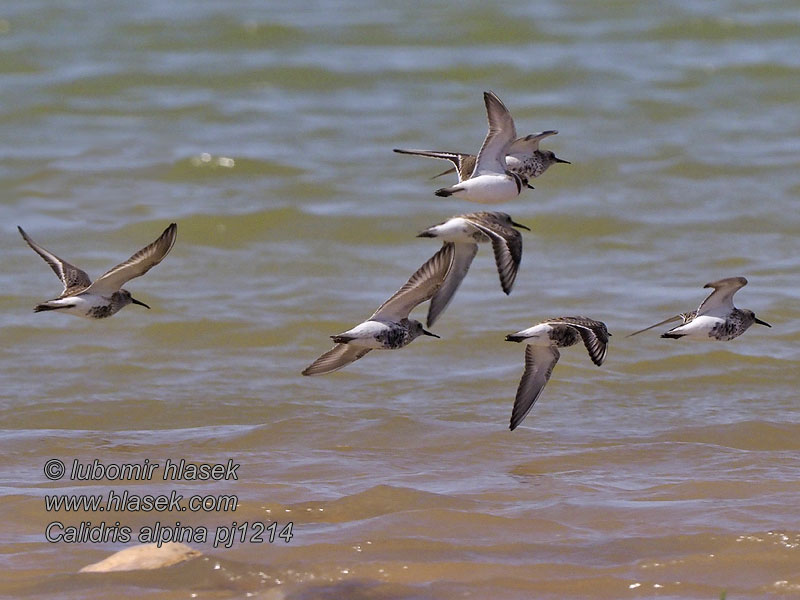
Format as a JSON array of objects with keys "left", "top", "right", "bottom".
[
  {"left": 17, "top": 91, "right": 770, "bottom": 430},
  {"left": 300, "top": 91, "right": 771, "bottom": 430}
]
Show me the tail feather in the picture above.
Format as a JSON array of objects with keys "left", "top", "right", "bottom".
[
  {"left": 505, "top": 334, "right": 528, "bottom": 343},
  {"left": 34, "top": 303, "right": 74, "bottom": 312},
  {"left": 435, "top": 187, "right": 455, "bottom": 197}
]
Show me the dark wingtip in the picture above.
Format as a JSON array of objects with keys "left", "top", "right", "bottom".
[
  {"left": 434, "top": 188, "right": 453, "bottom": 197},
  {"left": 505, "top": 334, "right": 525, "bottom": 343},
  {"left": 660, "top": 333, "right": 683, "bottom": 339},
  {"left": 417, "top": 231, "right": 436, "bottom": 238}
]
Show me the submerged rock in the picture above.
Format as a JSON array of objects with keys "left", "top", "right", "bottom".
[{"left": 79, "top": 542, "right": 202, "bottom": 573}]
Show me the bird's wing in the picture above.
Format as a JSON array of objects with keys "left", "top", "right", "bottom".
[
  {"left": 473, "top": 91, "right": 517, "bottom": 177},
  {"left": 509, "top": 344, "right": 559, "bottom": 431},
  {"left": 18, "top": 226, "right": 92, "bottom": 292},
  {"left": 301, "top": 344, "right": 372, "bottom": 376},
  {"left": 371, "top": 242, "right": 455, "bottom": 321},
  {"left": 393, "top": 149, "right": 476, "bottom": 182},
  {"left": 506, "top": 130, "right": 559, "bottom": 154},
  {"left": 426, "top": 243, "right": 478, "bottom": 327},
  {"left": 549, "top": 317, "right": 609, "bottom": 366},
  {"left": 696, "top": 276, "right": 748, "bottom": 316},
  {"left": 626, "top": 314, "right": 685, "bottom": 338},
  {"left": 467, "top": 217, "right": 523, "bottom": 295},
  {"left": 85, "top": 223, "right": 177, "bottom": 295}
]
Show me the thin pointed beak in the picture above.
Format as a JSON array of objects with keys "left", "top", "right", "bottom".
[
  {"left": 131, "top": 297, "right": 151, "bottom": 309},
  {"left": 754, "top": 317, "right": 771, "bottom": 327},
  {"left": 422, "top": 328, "right": 440, "bottom": 338},
  {"left": 511, "top": 220, "right": 531, "bottom": 231},
  {"left": 555, "top": 156, "right": 571, "bottom": 164}
]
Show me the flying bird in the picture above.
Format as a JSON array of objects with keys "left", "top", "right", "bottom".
[
  {"left": 505, "top": 316, "right": 610, "bottom": 431},
  {"left": 394, "top": 130, "right": 568, "bottom": 184},
  {"left": 417, "top": 211, "right": 529, "bottom": 326},
  {"left": 627, "top": 277, "right": 770, "bottom": 340},
  {"left": 18, "top": 223, "right": 177, "bottom": 319},
  {"left": 302, "top": 244, "right": 454, "bottom": 376}
]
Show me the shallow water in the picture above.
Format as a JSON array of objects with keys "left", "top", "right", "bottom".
[{"left": 1, "top": 1, "right": 799, "bottom": 598}]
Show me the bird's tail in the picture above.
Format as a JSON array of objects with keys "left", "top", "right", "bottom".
[
  {"left": 505, "top": 334, "right": 528, "bottom": 343},
  {"left": 34, "top": 302, "right": 73, "bottom": 312},
  {"left": 434, "top": 187, "right": 456, "bottom": 198}
]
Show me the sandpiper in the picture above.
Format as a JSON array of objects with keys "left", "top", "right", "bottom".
[
  {"left": 505, "top": 316, "right": 610, "bottom": 431},
  {"left": 302, "top": 243, "right": 454, "bottom": 376},
  {"left": 19, "top": 223, "right": 177, "bottom": 319},
  {"left": 430, "top": 92, "right": 533, "bottom": 203},
  {"left": 394, "top": 130, "right": 568, "bottom": 184},
  {"left": 417, "top": 211, "right": 530, "bottom": 326},
  {"left": 627, "top": 276, "right": 771, "bottom": 341}
]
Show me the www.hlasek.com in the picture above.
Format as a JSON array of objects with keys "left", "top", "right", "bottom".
[{"left": 43, "top": 458, "right": 293, "bottom": 549}]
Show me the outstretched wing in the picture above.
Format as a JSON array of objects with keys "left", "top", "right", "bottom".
[
  {"left": 467, "top": 217, "right": 523, "bottom": 295},
  {"left": 85, "top": 223, "right": 177, "bottom": 295},
  {"left": 393, "top": 149, "right": 476, "bottom": 182},
  {"left": 426, "top": 243, "right": 478, "bottom": 327},
  {"left": 696, "top": 277, "right": 748, "bottom": 316},
  {"left": 18, "top": 226, "right": 92, "bottom": 292},
  {"left": 506, "top": 130, "right": 559, "bottom": 155},
  {"left": 510, "top": 344, "right": 559, "bottom": 431},
  {"left": 626, "top": 314, "right": 684, "bottom": 338},
  {"left": 556, "top": 318, "right": 609, "bottom": 366},
  {"left": 473, "top": 91, "right": 517, "bottom": 177},
  {"left": 371, "top": 242, "right": 454, "bottom": 321},
  {"left": 302, "top": 344, "right": 372, "bottom": 376}
]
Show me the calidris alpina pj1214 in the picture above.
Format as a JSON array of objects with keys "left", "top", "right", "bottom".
[
  {"left": 627, "top": 276, "right": 770, "bottom": 341},
  {"left": 417, "top": 211, "right": 529, "bottom": 326},
  {"left": 394, "top": 130, "right": 568, "bottom": 184},
  {"left": 505, "top": 316, "right": 610, "bottom": 431},
  {"left": 18, "top": 223, "right": 177, "bottom": 319},
  {"left": 302, "top": 243, "right": 455, "bottom": 376}
]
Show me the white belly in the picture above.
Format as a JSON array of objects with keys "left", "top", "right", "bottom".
[
  {"left": 429, "top": 218, "right": 485, "bottom": 243},
  {"left": 451, "top": 175, "right": 520, "bottom": 204},
  {"left": 669, "top": 315, "right": 725, "bottom": 339},
  {"left": 509, "top": 323, "right": 552, "bottom": 344},
  {"left": 44, "top": 294, "right": 114, "bottom": 319},
  {"left": 339, "top": 320, "right": 391, "bottom": 348}
]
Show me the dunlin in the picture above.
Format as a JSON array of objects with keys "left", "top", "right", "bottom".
[
  {"left": 417, "top": 211, "right": 529, "bottom": 326},
  {"left": 19, "top": 223, "right": 177, "bottom": 319},
  {"left": 431, "top": 92, "right": 532, "bottom": 204},
  {"left": 627, "top": 277, "right": 770, "bottom": 341},
  {"left": 394, "top": 130, "right": 567, "bottom": 184},
  {"left": 302, "top": 244, "right": 454, "bottom": 376},
  {"left": 505, "top": 316, "right": 610, "bottom": 431}
]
